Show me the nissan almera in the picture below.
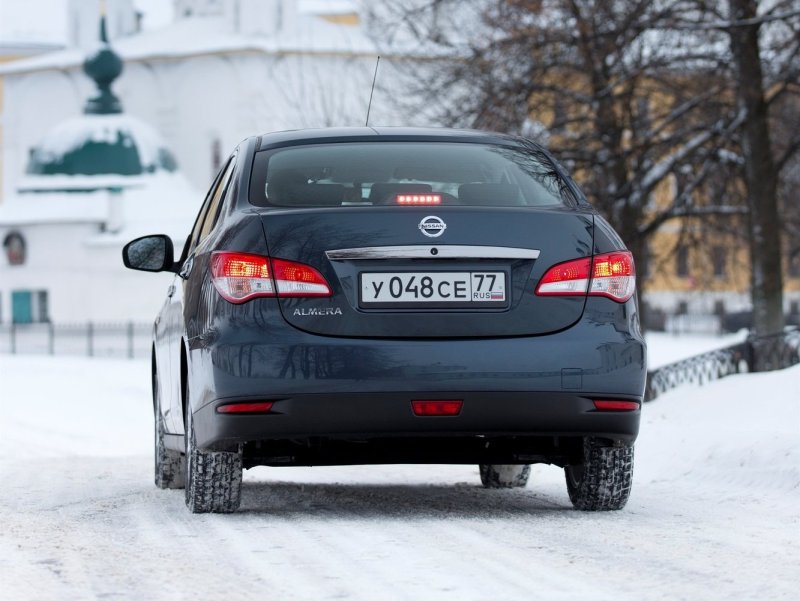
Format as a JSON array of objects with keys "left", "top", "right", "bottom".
[{"left": 123, "top": 127, "right": 646, "bottom": 513}]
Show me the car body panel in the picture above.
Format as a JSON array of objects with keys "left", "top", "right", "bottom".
[
  {"left": 137, "top": 128, "right": 645, "bottom": 467},
  {"left": 258, "top": 206, "right": 594, "bottom": 337}
]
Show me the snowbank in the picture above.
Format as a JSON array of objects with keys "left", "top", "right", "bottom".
[{"left": 646, "top": 331, "right": 749, "bottom": 369}]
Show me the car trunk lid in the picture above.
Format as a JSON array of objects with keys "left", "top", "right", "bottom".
[{"left": 259, "top": 206, "right": 594, "bottom": 338}]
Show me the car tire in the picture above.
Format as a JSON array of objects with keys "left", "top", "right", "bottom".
[
  {"left": 565, "top": 438, "right": 633, "bottom": 511},
  {"left": 479, "top": 464, "right": 531, "bottom": 488},
  {"left": 154, "top": 374, "right": 185, "bottom": 490},
  {"left": 184, "top": 404, "right": 243, "bottom": 513}
]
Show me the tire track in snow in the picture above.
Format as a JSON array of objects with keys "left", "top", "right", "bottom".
[{"left": 220, "top": 473, "right": 605, "bottom": 600}]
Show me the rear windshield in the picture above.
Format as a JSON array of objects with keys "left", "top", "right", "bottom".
[{"left": 249, "top": 142, "right": 574, "bottom": 208}]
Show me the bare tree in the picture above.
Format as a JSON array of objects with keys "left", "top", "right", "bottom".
[
  {"left": 668, "top": 0, "right": 800, "bottom": 336},
  {"left": 372, "top": 0, "right": 800, "bottom": 333},
  {"left": 725, "top": 0, "right": 791, "bottom": 335}
]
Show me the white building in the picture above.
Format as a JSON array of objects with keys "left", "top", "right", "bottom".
[
  {"left": 0, "top": 15, "right": 197, "bottom": 325},
  {"left": 1, "top": 0, "right": 401, "bottom": 198},
  {"left": 0, "top": 0, "right": 408, "bottom": 326}
]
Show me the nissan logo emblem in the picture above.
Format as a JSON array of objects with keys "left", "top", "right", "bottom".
[{"left": 418, "top": 216, "right": 447, "bottom": 238}]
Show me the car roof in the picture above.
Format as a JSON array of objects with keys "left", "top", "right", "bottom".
[{"left": 256, "top": 127, "right": 529, "bottom": 151}]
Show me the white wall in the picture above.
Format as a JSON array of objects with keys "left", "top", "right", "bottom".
[
  {"left": 67, "top": 0, "right": 138, "bottom": 49},
  {"left": 3, "top": 71, "right": 84, "bottom": 199},
  {"left": 0, "top": 221, "right": 175, "bottom": 324}
]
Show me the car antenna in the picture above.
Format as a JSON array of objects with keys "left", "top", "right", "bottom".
[{"left": 365, "top": 55, "right": 381, "bottom": 127}]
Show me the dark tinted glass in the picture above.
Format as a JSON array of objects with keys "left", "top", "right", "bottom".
[
  {"left": 124, "top": 236, "right": 168, "bottom": 271},
  {"left": 249, "top": 143, "right": 572, "bottom": 208}
]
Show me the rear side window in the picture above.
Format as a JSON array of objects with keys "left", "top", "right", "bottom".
[{"left": 249, "top": 142, "right": 574, "bottom": 208}]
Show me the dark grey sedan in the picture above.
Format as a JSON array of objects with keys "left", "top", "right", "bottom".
[{"left": 123, "top": 127, "right": 646, "bottom": 513}]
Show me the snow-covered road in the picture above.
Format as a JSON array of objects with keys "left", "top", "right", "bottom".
[{"left": 1, "top": 346, "right": 798, "bottom": 600}]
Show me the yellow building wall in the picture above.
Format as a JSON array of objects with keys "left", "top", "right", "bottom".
[
  {"left": 319, "top": 13, "right": 359, "bottom": 26},
  {"left": 532, "top": 78, "right": 800, "bottom": 304},
  {"left": 643, "top": 174, "right": 800, "bottom": 297}
]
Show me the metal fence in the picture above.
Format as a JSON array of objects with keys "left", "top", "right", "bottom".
[
  {"left": 0, "top": 322, "right": 152, "bottom": 359},
  {"left": 646, "top": 327, "right": 800, "bottom": 401}
]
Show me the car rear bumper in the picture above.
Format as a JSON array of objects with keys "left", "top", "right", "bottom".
[{"left": 193, "top": 390, "right": 641, "bottom": 451}]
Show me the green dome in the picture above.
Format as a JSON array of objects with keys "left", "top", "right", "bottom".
[
  {"left": 25, "top": 114, "right": 178, "bottom": 177},
  {"left": 23, "top": 14, "right": 178, "bottom": 183}
]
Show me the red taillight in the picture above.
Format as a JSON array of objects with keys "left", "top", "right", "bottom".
[
  {"left": 592, "top": 400, "right": 640, "bottom": 412},
  {"left": 535, "top": 257, "right": 592, "bottom": 296},
  {"left": 216, "top": 401, "right": 274, "bottom": 414},
  {"left": 411, "top": 400, "right": 463, "bottom": 416},
  {"left": 210, "top": 252, "right": 331, "bottom": 302},
  {"left": 589, "top": 252, "right": 636, "bottom": 301},
  {"left": 211, "top": 252, "right": 274, "bottom": 303},
  {"left": 271, "top": 258, "right": 332, "bottom": 297},
  {"left": 396, "top": 193, "right": 442, "bottom": 205},
  {"left": 535, "top": 251, "right": 636, "bottom": 302}
]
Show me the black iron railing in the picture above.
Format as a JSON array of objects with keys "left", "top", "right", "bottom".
[
  {"left": 0, "top": 322, "right": 153, "bottom": 359},
  {"left": 646, "top": 327, "right": 800, "bottom": 401}
]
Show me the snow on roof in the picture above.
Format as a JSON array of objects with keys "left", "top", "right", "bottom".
[
  {"left": 0, "top": 10, "right": 381, "bottom": 76},
  {"left": 0, "top": 171, "right": 201, "bottom": 244},
  {"left": 24, "top": 114, "right": 176, "bottom": 179},
  {"left": 16, "top": 174, "right": 150, "bottom": 194}
]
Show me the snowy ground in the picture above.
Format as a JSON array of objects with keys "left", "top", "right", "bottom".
[{"left": 1, "top": 336, "right": 798, "bottom": 600}]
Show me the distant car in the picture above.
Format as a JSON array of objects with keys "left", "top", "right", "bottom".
[{"left": 123, "top": 127, "right": 646, "bottom": 513}]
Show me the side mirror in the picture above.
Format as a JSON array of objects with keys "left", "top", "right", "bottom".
[{"left": 122, "top": 234, "right": 176, "bottom": 273}]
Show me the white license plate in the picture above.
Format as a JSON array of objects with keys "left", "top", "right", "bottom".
[{"left": 361, "top": 272, "right": 506, "bottom": 304}]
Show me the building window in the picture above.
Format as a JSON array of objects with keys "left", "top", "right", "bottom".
[
  {"left": 3, "top": 231, "right": 26, "bottom": 265},
  {"left": 790, "top": 251, "right": 800, "bottom": 278},
  {"left": 790, "top": 301, "right": 799, "bottom": 316},
  {"left": 712, "top": 246, "right": 727, "bottom": 278},
  {"left": 11, "top": 290, "right": 49, "bottom": 324},
  {"left": 676, "top": 245, "right": 689, "bottom": 278},
  {"left": 713, "top": 300, "right": 726, "bottom": 316},
  {"left": 552, "top": 95, "right": 565, "bottom": 130},
  {"left": 636, "top": 96, "right": 651, "bottom": 130},
  {"left": 676, "top": 300, "right": 689, "bottom": 315},
  {"left": 638, "top": 244, "right": 650, "bottom": 278}
]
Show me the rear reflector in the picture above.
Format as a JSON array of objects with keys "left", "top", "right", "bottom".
[
  {"left": 216, "top": 401, "right": 274, "bottom": 414},
  {"left": 592, "top": 400, "right": 640, "bottom": 411},
  {"left": 211, "top": 252, "right": 332, "bottom": 303},
  {"left": 396, "top": 193, "right": 442, "bottom": 205},
  {"left": 536, "top": 251, "right": 636, "bottom": 302},
  {"left": 411, "top": 400, "right": 463, "bottom": 416}
]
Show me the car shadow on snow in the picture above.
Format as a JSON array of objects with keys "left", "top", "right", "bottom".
[{"left": 236, "top": 481, "right": 577, "bottom": 518}]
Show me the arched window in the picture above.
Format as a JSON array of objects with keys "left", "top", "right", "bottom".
[{"left": 676, "top": 245, "right": 689, "bottom": 278}]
